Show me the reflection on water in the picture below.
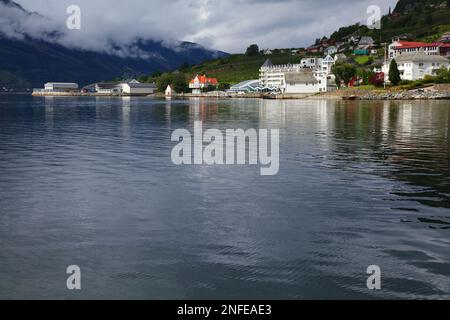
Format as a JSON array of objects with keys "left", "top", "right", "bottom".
[{"left": 0, "top": 95, "right": 449, "bottom": 299}]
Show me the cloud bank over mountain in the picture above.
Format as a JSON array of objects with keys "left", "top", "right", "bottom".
[
  {"left": 11, "top": 0, "right": 397, "bottom": 53},
  {"left": 0, "top": 0, "right": 228, "bottom": 87},
  {"left": 0, "top": 0, "right": 224, "bottom": 57}
]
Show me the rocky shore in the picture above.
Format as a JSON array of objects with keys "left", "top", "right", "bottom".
[
  {"left": 355, "top": 89, "right": 450, "bottom": 100},
  {"left": 324, "top": 84, "right": 450, "bottom": 101}
]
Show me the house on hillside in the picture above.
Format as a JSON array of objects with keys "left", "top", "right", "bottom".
[
  {"left": 334, "top": 53, "right": 347, "bottom": 63},
  {"left": 348, "top": 35, "right": 361, "bottom": 45},
  {"left": 441, "top": 32, "right": 450, "bottom": 43},
  {"left": 307, "top": 45, "right": 323, "bottom": 54},
  {"left": 320, "top": 55, "right": 335, "bottom": 75},
  {"left": 301, "top": 57, "right": 322, "bottom": 68},
  {"left": 395, "top": 34, "right": 413, "bottom": 41},
  {"left": 189, "top": 75, "right": 219, "bottom": 94},
  {"left": 358, "top": 36, "right": 374, "bottom": 49},
  {"left": 382, "top": 51, "right": 450, "bottom": 81},
  {"left": 325, "top": 46, "right": 337, "bottom": 56},
  {"left": 389, "top": 40, "right": 444, "bottom": 58},
  {"left": 319, "top": 37, "right": 333, "bottom": 48},
  {"left": 441, "top": 44, "right": 450, "bottom": 57}
]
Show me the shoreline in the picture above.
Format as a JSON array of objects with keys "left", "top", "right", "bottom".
[{"left": 28, "top": 84, "right": 450, "bottom": 101}]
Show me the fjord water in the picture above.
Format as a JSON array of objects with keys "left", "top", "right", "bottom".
[{"left": 0, "top": 95, "right": 449, "bottom": 299}]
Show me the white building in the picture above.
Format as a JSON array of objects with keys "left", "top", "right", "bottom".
[
  {"left": 389, "top": 40, "right": 442, "bottom": 59},
  {"left": 228, "top": 80, "right": 261, "bottom": 94},
  {"left": 95, "top": 83, "right": 122, "bottom": 95},
  {"left": 284, "top": 71, "right": 320, "bottom": 94},
  {"left": 189, "top": 75, "right": 219, "bottom": 94},
  {"left": 358, "top": 36, "right": 374, "bottom": 49},
  {"left": 259, "top": 59, "right": 301, "bottom": 90},
  {"left": 165, "top": 85, "right": 175, "bottom": 96},
  {"left": 382, "top": 51, "right": 450, "bottom": 81},
  {"left": 320, "top": 55, "right": 335, "bottom": 75},
  {"left": 122, "top": 82, "right": 156, "bottom": 95},
  {"left": 87, "top": 79, "right": 156, "bottom": 95},
  {"left": 300, "top": 57, "right": 322, "bottom": 68},
  {"left": 325, "top": 46, "right": 337, "bottom": 56},
  {"left": 334, "top": 53, "right": 347, "bottom": 63},
  {"left": 44, "top": 82, "right": 79, "bottom": 92},
  {"left": 260, "top": 56, "right": 335, "bottom": 94},
  {"left": 348, "top": 35, "right": 361, "bottom": 44}
]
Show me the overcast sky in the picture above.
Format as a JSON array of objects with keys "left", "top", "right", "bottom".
[{"left": 14, "top": 0, "right": 398, "bottom": 53}]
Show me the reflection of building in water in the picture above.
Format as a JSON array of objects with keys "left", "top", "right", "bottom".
[
  {"left": 397, "top": 103, "right": 413, "bottom": 136},
  {"left": 165, "top": 98, "right": 172, "bottom": 125},
  {"left": 381, "top": 101, "right": 390, "bottom": 138},
  {"left": 95, "top": 96, "right": 114, "bottom": 120},
  {"left": 395, "top": 101, "right": 450, "bottom": 140},
  {"left": 44, "top": 96, "right": 54, "bottom": 126},
  {"left": 258, "top": 100, "right": 287, "bottom": 128},
  {"left": 121, "top": 97, "right": 131, "bottom": 139},
  {"left": 258, "top": 99, "right": 332, "bottom": 131},
  {"left": 188, "top": 98, "right": 219, "bottom": 123},
  {"left": 122, "top": 96, "right": 131, "bottom": 109}
]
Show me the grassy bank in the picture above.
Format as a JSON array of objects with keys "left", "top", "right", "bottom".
[{"left": 145, "top": 52, "right": 299, "bottom": 88}]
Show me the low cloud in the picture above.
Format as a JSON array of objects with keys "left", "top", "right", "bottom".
[{"left": 5, "top": 0, "right": 397, "bottom": 53}]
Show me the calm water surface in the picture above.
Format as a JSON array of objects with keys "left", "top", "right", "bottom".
[{"left": 0, "top": 95, "right": 449, "bottom": 299}]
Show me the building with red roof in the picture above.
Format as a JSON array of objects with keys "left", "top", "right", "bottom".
[
  {"left": 389, "top": 40, "right": 450, "bottom": 58},
  {"left": 189, "top": 75, "right": 219, "bottom": 94},
  {"left": 440, "top": 43, "right": 450, "bottom": 57}
]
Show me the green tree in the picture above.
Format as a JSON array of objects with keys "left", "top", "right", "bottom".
[
  {"left": 172, "top": 72, "right": 188, "bottom": 93},
  {"left": 156, "top": 73, "right": 173, "bottom": 92},
  {"left": 137, "top": 75, "right": 149, "bottom": 83},
  {"left": 389, "top": 59, "right": 401, "bottom": 85},
  {"left": 436, "top": 66, "right": 450, "bottom": 83},
  {"left": 245, "top": 44, "right": 260, "bottom": 56},
  {"left": 218, "top": 83, "right": 230, "bottom": 91},
  {"left": 272, "top": 49, "right": 281, "bottom": 55},
  {"left": 332, "top": 63, "right": 357, "bottom": 87},
  {"left": 357, "top": 69, "right": 375, "bottom": 85},
  {"left": 152, "top": 71, "right": 163, "bottom": 78},
  {"left": 156, "top": 72, "right": 189, "bottom": 93},
  {"left": 205, "top": 85, "right": 217, "bottom": 92}
]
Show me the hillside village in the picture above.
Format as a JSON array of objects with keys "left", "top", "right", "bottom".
[
  {"left": 34, "top": 30, "right": 450, "bottom": 98},
  {"left": 30, "top": 0, "right": 450, "bottom": 98}
]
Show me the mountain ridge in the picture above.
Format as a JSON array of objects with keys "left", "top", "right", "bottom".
[{"left": 0, "top": 0, "right": 227, "bottom": 89}]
